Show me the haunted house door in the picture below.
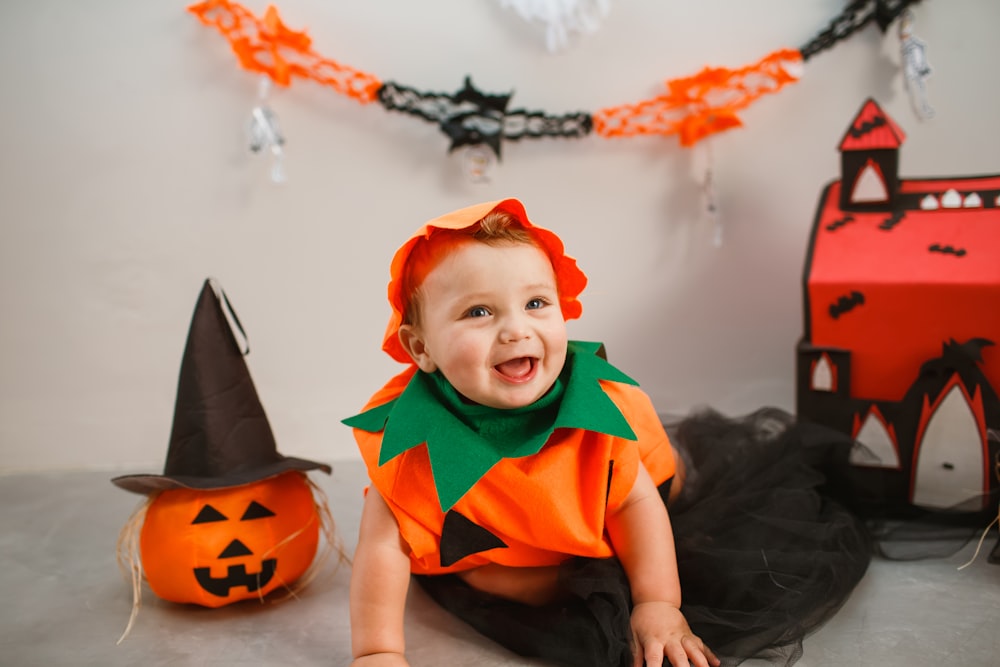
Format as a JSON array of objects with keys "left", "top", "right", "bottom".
[{"left": 911, "top": 379, "right": 987, "bottom": 510}]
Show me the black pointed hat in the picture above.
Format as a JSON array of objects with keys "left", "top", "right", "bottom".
[{"left": 112, "top": 279, "right": 331, "bottom": 495}]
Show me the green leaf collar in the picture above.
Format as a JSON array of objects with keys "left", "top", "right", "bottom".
[{"left": 343, "top": 341, "right": 638, "bottom": 511}]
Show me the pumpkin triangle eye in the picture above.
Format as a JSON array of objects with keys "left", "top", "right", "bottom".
[
  {"left": 192, "top": 504, "right": 228, "bottom": 524},
  {"left": 241, "top": 500, "right": 276, "bottom": 521}
]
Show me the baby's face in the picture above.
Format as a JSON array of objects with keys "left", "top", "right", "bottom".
[{"left": 406, "top": 241, "right": 568, "bottom": 409}]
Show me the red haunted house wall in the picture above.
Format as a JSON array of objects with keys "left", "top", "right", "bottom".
[{"left": 797, "top": 98, "right": 1000, "bottom": 517}]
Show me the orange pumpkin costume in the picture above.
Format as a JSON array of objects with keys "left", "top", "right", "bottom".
[
  {"left": 345, "top": 198, "right": 676, "bottom": 574},
  {"left": 345, "top": 199, "right": 873, "bottom": 667},
  {"left": 349, "top": 348, "right": 677, "bottom": 575}
]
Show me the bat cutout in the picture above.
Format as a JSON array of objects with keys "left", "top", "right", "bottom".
[
  {"left": 879, "top": 211, "right": 905, "bottom": 230},
  {"left": 826, "top": 215, "right": 855, "bottom": 231},
  {"left": 829, "top": 290, "right": 865, "bottom": 319},
  {"left": 848, "top": 115, "right": 887, "bottom": 139},
  {"left": 377, "top": 76, "right": 591, "bottom": 158},
  {"left": 928, "top": 244, "right": 967, "bottom": 257}
]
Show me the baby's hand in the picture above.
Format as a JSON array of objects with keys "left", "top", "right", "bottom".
[
  {"left": 629, "top": 601, "right": 720, "bottom": 667},
  {"left": 350, "top": 652, "right": 410, "bottom": 667}
]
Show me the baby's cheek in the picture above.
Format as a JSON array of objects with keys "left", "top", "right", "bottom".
[{"left": 439, "top": 338, "right": 490, "bottom": 380}]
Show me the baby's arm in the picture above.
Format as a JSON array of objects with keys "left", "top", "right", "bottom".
[
  {"left": 605, "top": 466, "right": 720, "bottom": 667},
  {"left": 350, "top": 489, "right": 412, "bottom": 667}
]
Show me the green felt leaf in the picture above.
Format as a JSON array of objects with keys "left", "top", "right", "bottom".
[{"left": 343, "top": 341, "right": 638, "bottom": 511}]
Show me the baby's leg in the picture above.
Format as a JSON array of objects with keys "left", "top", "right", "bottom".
[
  {"left": 457, "top": 563, "right": 563, "bottom": 606},
  {"left": 418, "top": 558, "right": 635, "bottom": 667}
]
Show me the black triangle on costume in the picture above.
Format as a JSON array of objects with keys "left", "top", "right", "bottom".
[{"left": 440, "top": 510, "right": 508, "bottom": 567}]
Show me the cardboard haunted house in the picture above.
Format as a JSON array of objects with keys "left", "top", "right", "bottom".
[{"left": 797, "top": 98, "right": 1000, "bottom": 518}]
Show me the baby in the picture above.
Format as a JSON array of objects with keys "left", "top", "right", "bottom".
[{"left": 345, "top": 198, "right": 717, "bottom": 667}]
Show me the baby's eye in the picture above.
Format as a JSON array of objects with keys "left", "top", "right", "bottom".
[
  {"left": 466, "top": 306, "right": 490, "bottom": 318},
  {"left": 525, "top": 298, "right": 549, "bottom": 310}
]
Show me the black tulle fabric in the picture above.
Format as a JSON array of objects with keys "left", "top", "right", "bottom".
[
  {"left": 417, "top": 408, "right": 877, "bottom": 667},
  {"left": 665, "top": 408, "right": 873, "bottom": 665}
]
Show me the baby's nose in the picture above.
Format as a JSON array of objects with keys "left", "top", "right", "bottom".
[{"left": 498, "top": 316, "right": 530, "bottom": 343}]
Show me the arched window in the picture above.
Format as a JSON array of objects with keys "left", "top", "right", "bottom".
[
  {"left": 850, "top": 158, "right": 888, "bottom": 203},
  {"left": 912, "top": 380, "right": 986, "bottom": 510},
  {"left": 850, "top": 406, "right": 899, "bottom": 469},
  {"left": 810, "top": 353, "right": 836, "bottom": 392}
]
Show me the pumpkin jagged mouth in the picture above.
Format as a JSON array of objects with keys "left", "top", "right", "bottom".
[{"left": 194, "top": 559, "right": 277, "bottom": 597}]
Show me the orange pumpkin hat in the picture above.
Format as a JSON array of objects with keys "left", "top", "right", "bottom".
[{"left": 382, "top": 198, "right": 589, "bottom": 364}]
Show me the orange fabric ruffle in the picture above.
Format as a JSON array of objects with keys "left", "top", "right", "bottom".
[{"left": 381, "top": 198, "right": 588, "bottom": 364}]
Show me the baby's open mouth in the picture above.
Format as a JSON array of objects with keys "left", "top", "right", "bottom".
[{"left": 494, "top": 357, "right": 536, "bottom": 380}]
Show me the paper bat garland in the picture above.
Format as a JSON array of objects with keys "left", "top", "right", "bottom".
[{"left": 189, "top": 0, "right": 924, "bottom": 161}]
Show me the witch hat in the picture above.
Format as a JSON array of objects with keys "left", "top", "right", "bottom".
[{"left": 112, "top": 279, "right": 330, "bottom": 494}]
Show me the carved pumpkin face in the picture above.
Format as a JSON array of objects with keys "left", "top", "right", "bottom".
[{"left": 139, "top": 471, "right": 319, "bottom": 607}]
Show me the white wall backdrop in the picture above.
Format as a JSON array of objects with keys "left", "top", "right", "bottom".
[{"left": 1, "top": 0, "right": 998, "bottom": 472}]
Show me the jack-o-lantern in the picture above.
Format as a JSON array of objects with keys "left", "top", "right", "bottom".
[
  {"left": 140, "top": 471, "right": 320, "bottom": 607},
  {"left": 112, "top": 279, "right": 335, "bottom": 638}
]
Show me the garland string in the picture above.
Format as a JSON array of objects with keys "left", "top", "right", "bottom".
[{"left": 188, "top": 0, "right": 922, "bottom": 158}]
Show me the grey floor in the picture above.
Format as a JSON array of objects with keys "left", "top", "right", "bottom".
[{"left": 1, "top": 460, "right": 997, "bottom": 666}]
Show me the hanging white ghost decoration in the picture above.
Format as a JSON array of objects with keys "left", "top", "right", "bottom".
[{"left": 497, "top": 0, "right": 612, "bottom": 52}]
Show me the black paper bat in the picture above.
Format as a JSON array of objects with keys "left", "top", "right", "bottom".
[
  {"left": 929, "top": 244, "right": 967, "bottom": 257},
  {"left": 879, "top": 211, "right": 905, "bottom": 231},
  {"left": 848, "top": 115, "right": 887, "bottom": 139},
  {"left": 829, "top": 290, "right": 866, "bottom": 319},
  {"left": 376, "top": 76, "right": 591, "bottom": 158},
  {"left": 826, "top": 215, "right": 856, "bottom": 232}
]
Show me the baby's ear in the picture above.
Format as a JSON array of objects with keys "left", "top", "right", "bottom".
[{"left": 398, "top": 325, "right": 437, "bottom": 373}]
